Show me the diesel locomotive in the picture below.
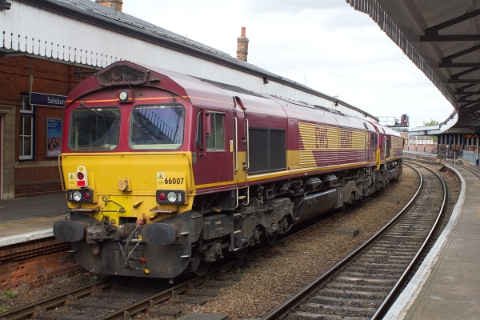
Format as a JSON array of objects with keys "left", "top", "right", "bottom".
[{"left": 53, "top": 61, "right": 404, "bottom": 279}]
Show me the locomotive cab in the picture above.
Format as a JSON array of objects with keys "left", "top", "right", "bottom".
[{"left": 54, "top": 62, "right": 198, "bottom": 278}]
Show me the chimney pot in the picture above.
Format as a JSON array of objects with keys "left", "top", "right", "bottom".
[
  {"left": 237, "top": 27, "right": 249, "bottom": 62},
  {"left": 95, "top": 0, "right": 123, "bottom": 12}
]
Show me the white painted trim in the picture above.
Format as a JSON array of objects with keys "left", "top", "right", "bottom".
[{"left": 0, "top": 228, "right": 53, "bottom": 247}]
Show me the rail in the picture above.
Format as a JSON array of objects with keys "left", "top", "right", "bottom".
[{"left": 263, "top": 162, "right": 447, "bottom": 319}]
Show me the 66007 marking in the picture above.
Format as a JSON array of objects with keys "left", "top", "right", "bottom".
[{"left": 165, "top": 177, "right": 184, "bottom": 185}]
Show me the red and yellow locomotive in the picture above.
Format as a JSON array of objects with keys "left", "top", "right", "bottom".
[{"left": 53, "top": 61, "right": 403, "bottom": 279}]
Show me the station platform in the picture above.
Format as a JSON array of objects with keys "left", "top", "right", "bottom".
[
  {"left": 0, "top": 193, "right": 66, "bottom": 246},
  {"left": 386, "top": 164, "right": 480, "bottom": 319},
  {"left": 1, "top": 162, "right": 480, "bottom": 319}
]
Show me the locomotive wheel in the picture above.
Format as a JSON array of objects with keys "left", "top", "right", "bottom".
[
  {"left": 266, "top": 234, "right": 277, "bottom": 245},
  {"left": 232, "top": 246, "right": 248, "bottom": 259},
  {"left": 194, "top": 260, "right": 211, "bottom": 276},
  {"left": 189, "top": 249, "right": 211, "bottom": 276}
]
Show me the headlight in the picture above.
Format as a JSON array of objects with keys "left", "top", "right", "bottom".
[
  {"left": 73, "top": 191, "right": 82, "bottom": 201},
  {"left": 167, "top": 192, "right": 177, "bottom": 202},
  {"left": 119, "top": 90, "right": 128, "bottom": 101},
  {"left": 156, "top": 190, "right": 185, "bottom": 204},
  {"left": 67, "top": 189, "right": 94, "bottom": 203}
]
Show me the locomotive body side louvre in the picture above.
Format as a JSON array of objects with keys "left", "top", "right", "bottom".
[{"left": 249, "top": 127, "right": 286, "bottom": 174}]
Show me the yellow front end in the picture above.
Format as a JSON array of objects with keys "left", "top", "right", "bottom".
[{"left": 61, "top": 152, "right": 195, "bottom": 224}]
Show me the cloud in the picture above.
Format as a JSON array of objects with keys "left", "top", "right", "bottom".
[
  {"left": 245, "top": 0, "right": 349, "bottom": 13},
  {"left": 119, "top": 0, "right": 454, "bottom": 127}
]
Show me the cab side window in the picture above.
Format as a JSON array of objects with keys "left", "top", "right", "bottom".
[
  {"left": 196, "top": 111, "right": 225, "bottom": 151},
  {"left": 207, "top": 113, "right": 225, "bottom": 151},
  {"left": 196, "top": 111, "right": 204, "bottom": 149}
]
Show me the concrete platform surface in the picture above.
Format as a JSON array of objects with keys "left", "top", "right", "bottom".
[
  {"left": 386, "top": 165, "right": 480, "bottom": 319},
  {"left": 0, "top": 193, "right": 66, "bottom": 246}
]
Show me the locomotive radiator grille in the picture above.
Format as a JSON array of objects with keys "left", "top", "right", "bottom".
[
  {"left": 97, "top": 63, "right": 149, "bottom": 86},
  {"left": 249, "top": 127, "right": 286, "bottom": 174}
]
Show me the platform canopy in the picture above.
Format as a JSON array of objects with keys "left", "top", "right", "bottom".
[{"left": 347, "top": 0, "right": 480, "bottom": 135}]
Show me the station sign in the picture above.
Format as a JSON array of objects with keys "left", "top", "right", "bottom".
[{"left": 30, "top": 92, "right": 66, "bottom": 107}]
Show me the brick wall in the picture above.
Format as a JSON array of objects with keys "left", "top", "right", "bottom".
[
  {"left": 14, "top": 104, "right": 64, "bottom": 197},
  {"left": 0, "top": 238, "right": 86, "bottom": 292},
  {"left": 0, "top": 56, "right": 94, "bottom": 198},
  {"left": 14, "top": 179, "right": 62, "bottom": 198}
]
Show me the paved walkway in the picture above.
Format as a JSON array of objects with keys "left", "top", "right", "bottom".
[
  {"left": 386, "top": 165, "right": 480, "bottom": 319},
  {"left": 0, "top": 193, "right": 66, "bottom": 245}
]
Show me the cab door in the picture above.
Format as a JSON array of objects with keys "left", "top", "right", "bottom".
[
  {"left": 233, "top": 96, "right": 249, "bottom": 207},
  {"left": 192, "top": 108, "right": 234, "bottom": 191}
]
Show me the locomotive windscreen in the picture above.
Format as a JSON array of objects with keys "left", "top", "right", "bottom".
[
  {"left": 68, "top": 106, "right": 120, "bottom": 151},
  {"left": 130, "top": 104, "right": 185, "bottom": 150}
]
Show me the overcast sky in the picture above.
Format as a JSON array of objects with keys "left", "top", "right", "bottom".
[{"left": 120, "top": 0, "right": 454, "bottom": 128}]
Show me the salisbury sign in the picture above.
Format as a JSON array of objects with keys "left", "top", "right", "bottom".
[{"left": 30, "top": 92, "right": 66, "bottom": 107}]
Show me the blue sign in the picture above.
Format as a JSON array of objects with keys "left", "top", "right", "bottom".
[{"left": 30, "top": 92, "right": 66, "bottom": 107}]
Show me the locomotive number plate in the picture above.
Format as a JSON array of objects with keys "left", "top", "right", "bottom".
[{"left": 157, "top": 172, "right": 185, "bottom": 187}]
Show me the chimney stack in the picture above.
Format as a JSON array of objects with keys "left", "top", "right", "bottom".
[
  {"left": 95, "top": 0, "right": 123, "bottom": 12},
  {"left": 236, "top": 27, "right": 249, "bottom": 62}
]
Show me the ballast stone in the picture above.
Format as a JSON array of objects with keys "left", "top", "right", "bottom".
[{"left": 335, "top": 227, "right": 360, "bottom": 237}]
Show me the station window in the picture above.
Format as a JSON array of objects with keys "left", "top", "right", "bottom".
[{"left": 19, "top": 95, "right": 34, "bottom": 160}]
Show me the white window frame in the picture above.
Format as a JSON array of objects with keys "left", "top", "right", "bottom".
[{"left": 19, "top": 96, "right": 34, "bottom": 160}]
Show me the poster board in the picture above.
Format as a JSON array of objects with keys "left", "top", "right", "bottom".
[{"left": 46, "top": 118, "right": 62, "bottom": 157}]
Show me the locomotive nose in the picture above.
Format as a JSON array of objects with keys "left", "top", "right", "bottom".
[{"left": 53, "top": 221, "right": 86, "bottom": 242}]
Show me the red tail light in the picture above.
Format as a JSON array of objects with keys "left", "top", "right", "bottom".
[
  {"left": 157, "top": 192, "right": 166, "bottom": 201},
  {"left": 82, "top": 191, "right": 91, "bottom": 200}
]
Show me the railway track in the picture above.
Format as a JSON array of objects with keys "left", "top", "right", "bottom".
[
  {"left": 1, "top": 223, "right": 335, "bottom": 320},
  {"left": 0, "top": 199, "right": 387, "bottom": 320},
  {"left": 0, "top": 266, "right": 239, "bottom": 320},
  {"left": 1, "top": 164, "right": 431, "bottom": 320},
  {"left": 3, "top": 213, "right": 352, "bottom": 320},
  {"left": 263, "top": 162, "right": 447, "bottom": 319}
]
